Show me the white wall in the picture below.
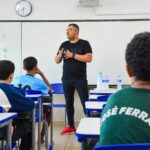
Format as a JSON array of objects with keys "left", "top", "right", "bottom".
[
  {"left": 95, "top": 0, "right": 150, "bottom": 19},
  {"left": 0, "top": 23, "right": 21, "bottom": 76},
  {"left": 21, "top": 21, "right": 150, "bottom": 85},
  {"left": 0, "top": 0, "right": 95, "bottom": 20},
  {"left": 0, "top": 0, "right": 150, "bottom": 20}
]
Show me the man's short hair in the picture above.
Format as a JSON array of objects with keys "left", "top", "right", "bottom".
[
  {"left": 23, "top": 57, "right": 37, "bottom": 71},
  {"left": 0, "top": 60, "right": 15, "bottom": 80},
  {"left": 126, "top": 32, "right": 150, "bottom": 81},
  {"left": 68, "top": 23, "right": 79, "bottom": 32}
]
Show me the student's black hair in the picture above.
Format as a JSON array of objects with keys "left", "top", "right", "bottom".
[
  {"left": 0, "top": 60, "right": 15, "bottom": 80},
  {"left": 68, "top": 23, "right": 79, "bottom": 32},
  {"left": 126, "top": 32, "right": 150, "bottom": 81},
  {"left": 23, "top": 57, "right": 37, "bottom": 71}
]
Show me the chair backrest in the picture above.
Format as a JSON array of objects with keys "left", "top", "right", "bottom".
[
  {"left": 97, "top": 95, "right": 109, "bottom": 102},
  {"left": 51, "top": 83, "right": 64, "bottom": 94},
  {"left": 25, "top": 89, "right": 43, "bottom": 95},
  {"left": 93, "top": 143, "right": 150, "bottom": 150},
  {"left": 0, "top": 106, "right": 4, "bottom": 112},
  {"left": 0, "top": 89, "right": 11, "bottom": 110}
]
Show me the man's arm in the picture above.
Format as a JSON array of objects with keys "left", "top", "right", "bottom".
[
  {"left": 55, "top": 48, "right": 64, "bottom": 64},
  {"left": 74, "top": 53, "right": 92, "bottom": 62},
  {"left": 64, "top": 50, "right": 92, "bottom": 63}
]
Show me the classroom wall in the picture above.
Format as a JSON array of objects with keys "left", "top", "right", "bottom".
[
  {"left": 0, "top": 0, "right": 95, "bottom": 20},
  {"left": 0, "top": 0, "right": 150, "bottom": 122},
  {"left": 95, "top": 0, "right": 150, "bottom": 18},
  {"left": 21, "top": 21, "right": 150, "bottom": 85},
  {"left": 0, "top": 0, "right": 150, "bottom": 20}
]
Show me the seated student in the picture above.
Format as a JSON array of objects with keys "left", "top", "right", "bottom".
[
  {"left": 13, "top": 56, "right": 52, "bottom": 94},
  {"left": 13, "top": 56, "right": 52, "bottom": 144},
  {"left": 100, "top": 32, "right": 150, "bottom": 145},
  {"left": 0, "top": 60, "right": 35, "bottom": 150}
]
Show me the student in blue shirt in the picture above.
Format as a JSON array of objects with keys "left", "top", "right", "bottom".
[
  {"left": 13, "top": 57, "right": 52, "bottom": 94},
  {"left": 0, "top": 60, "right": 35, "bottom": 150},
  {"left": 13, "top": 56, "right": 52, "bottom": 144}
]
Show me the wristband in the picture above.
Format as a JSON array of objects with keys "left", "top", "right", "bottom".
[{"left": 72, "top": 53, "right": 76, "bottom": 59}]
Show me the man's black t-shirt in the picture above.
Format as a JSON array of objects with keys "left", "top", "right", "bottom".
[{"left": 59, "top": 39, "right": 92, "bottom": 80}]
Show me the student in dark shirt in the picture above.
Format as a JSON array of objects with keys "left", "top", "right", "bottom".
[
  {"left": 55, "top": 23, "right": 93, "bottom": 134},
  {"left": 100, "top": 32, "right": 150, "bottom": 145},
  {"left": 0, "top": 60, "right": 35, "bottom": 150}
]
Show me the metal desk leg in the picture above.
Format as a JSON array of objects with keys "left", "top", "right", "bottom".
[
  {"left": 38, "top": 98, "right": 42, "bottom": 150},
  {"left": 49, "top": 95, "right": 53, "bottom": 150},
  {"left": 6, "top": 121, "right": 12, "bottom": 150},
  {"left": 32, "top": 108, "right": 36, "bottom": 150},
  {"left": 42, "top": 103, "right": 49, "bottom": 150},
  {"left": 2, "top": 141, "right": 5, "bottom": 150},
  {"left": 81, "top": 139, "right": 88, "bottom": 150},
  {"left": 86, "top": 110, "right": 90, "bottom": 117}
]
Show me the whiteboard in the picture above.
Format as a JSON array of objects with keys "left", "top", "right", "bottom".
[
  {"left": 0, "top": 23, "right": 21, "bottom": 76},
  {"left": 21, "top": 21, "right": 150, "bottom": 84}
]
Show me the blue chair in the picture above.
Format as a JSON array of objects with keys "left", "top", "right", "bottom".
[
  {"left": 93, "top": 143, "right": 150, "bottom": 150},
  {"left": 86, "top": 95, "right": 107, "bottom": 117},
  {"left": 0, "top": 106, "right": 4, "bottom": 113},
  {"left": 51, "top": 83, "right": 64, "bottom": 94},
  {"left": 51, "top": 83, "right": 66, "bottom": 128},
  {"left": 25, "top": 89, "right": 43, "bottom": 94},
  {"left": 97, "top": 95, "right": 109, "bottom": 102}
]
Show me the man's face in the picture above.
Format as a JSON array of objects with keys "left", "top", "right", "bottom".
[{"left": 66, "top": 25, "right": 78, "bottom": 40}]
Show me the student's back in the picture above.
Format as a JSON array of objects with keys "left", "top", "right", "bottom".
[
  {"left": 13, "top": 57, "right": 51, "bottom": 94},
  {"left": 13, "top": 74, "right": 48, "bottom": 94},
  {"left": 100, "top": 87, "right": 150, "bottom": 145},
  {"left": 100, "top": 32, "right": 150, "bottom": 145},
  {"left": 0, "top": 82, "right": 34, "bottom": 112}
]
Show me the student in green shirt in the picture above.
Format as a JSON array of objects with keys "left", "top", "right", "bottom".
[{"left": 100, "top": 32, "right": 150, "bottom": 145}]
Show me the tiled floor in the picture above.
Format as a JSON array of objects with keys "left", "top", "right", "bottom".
[{"left": 40, "top": 122, "right": 81, "bottom": 150}]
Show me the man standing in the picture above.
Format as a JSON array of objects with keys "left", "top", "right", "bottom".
[{"left": 55, "top": 24, "right": 92, "bottom": 134}]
